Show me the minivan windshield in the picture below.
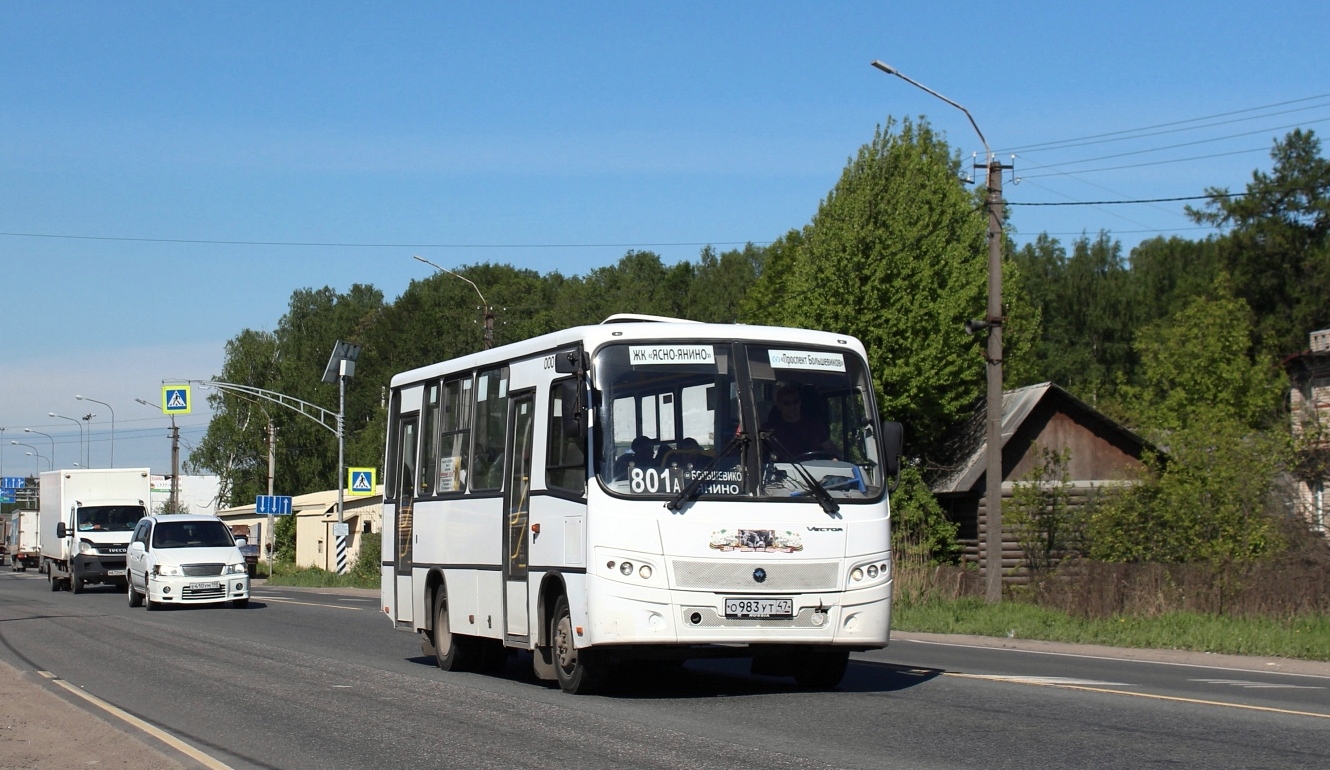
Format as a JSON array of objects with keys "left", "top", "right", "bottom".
[{"left": 151, "top": 520, "right": 235, "bottom": 549}]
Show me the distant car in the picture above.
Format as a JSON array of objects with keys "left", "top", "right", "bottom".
[
  {"left": 125, "top": 514, "right": 250, "bottom": 610},
  {"left": 234, "top": 538, "right": 260, "bottom": 577}
]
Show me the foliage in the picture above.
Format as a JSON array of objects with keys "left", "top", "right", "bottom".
[
  {"left": 1188, "top": 128, "right": 1330, "bottom": 357},
  {"left": 1120, "top": 276, "right": 1286, "bottom": 434},
  {"left": 264, "top": 563, "right": 377, "bottom": 590},
  {"left": 890, "top": 465, "right": 961, "bottom": 566},
  {"left": 273, "top": 513, "right": 296, "bottom": 563},
  {"left": 153, "top": 499, "right": 192, "bottom": 515},
  {"left": 1007, "top": 446, "right": 1080, "bottom": 574},
  {"left": 741, "top": 118, "right": 1036, "bottom": 464},
  {"left": 350, "top": 531, "right": 381, "bottom": 583},
  {"left": 892, "top": 594, "right": 1330, "bottom": 661},
  {"left": 1086, "top": 423, "right": 1290, "bottom": 563}
]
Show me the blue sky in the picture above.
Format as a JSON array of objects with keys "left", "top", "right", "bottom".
[{"left": 2, "top": 1, "right": 1327, "bottom": 476}]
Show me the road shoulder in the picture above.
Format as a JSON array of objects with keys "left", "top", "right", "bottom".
[{"left": 890, "top": 630, "right": 1330, "bottom": 677}]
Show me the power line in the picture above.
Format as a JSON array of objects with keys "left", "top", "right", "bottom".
[
  {"left": 1017, "top": 116, "right": 1330, "bottom": 173},
  {"left": 998, "top": 92, "right": 1330, "bottom": 154},
  {"left": 0, "top": 231, "right": 760, "bottom": 250},
  {"left": 1019, "top": 145, "right": 1270, "bottom": 180}
]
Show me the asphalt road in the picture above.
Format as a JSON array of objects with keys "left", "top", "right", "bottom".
[{"left": 1, "top": 570, "right": 1327, "bottom": 769}]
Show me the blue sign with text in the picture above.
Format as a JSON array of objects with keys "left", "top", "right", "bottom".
[
  {"left": 1, "top": 477, "right": 26, "bottom": 489},
  {"left": 255, "top": 495, "right": 293, "bottom": 515}
]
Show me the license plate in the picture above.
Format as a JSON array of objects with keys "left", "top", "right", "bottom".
[
  {"left": 724, "top": 597, "right": 794, "bottom": 619},
  {"left": 189, "top": 581, "right": 221, "bottom": 590},
  {"left": 106, "top": 570, "right": 126, "bottom": 577}
]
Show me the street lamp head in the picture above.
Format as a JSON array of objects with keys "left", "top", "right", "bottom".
[
  {"left": 870, "top": 60, "right": 898, "bottom": 76},
  {"left": 48, "top": 412, "right": 57, "bottom": 418},
  {"left": 76, "top": 395, "right": 84, "bottom": 400}
]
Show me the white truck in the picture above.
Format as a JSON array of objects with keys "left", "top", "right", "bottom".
[
  {"left": 40, "top": 468, "right": 152, "bottom": 593},
  {"left": 5, "top": 509, "right": 41, "bottom": 571}
]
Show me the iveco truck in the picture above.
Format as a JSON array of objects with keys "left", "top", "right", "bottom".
[{"left": 40, "top": 468, "right": 152, "bottom": 592}]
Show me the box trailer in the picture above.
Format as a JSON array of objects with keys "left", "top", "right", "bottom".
[
  {"left": 40, "top": 468, "right": 152, "bottom": 593},
  {"left": 5, "top": 509, "right": 41, "bottom": 571}
]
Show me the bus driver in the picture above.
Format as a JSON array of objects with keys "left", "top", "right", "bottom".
[{"left": 764, "top": 384, "right": 836, "bottom": 460}]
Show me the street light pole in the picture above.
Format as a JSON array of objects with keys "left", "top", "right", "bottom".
[
  {"left": 49, "top": 413, "right": 84, "bottom": 469},
  {"left": 76, "top": 396, "right": 115, "bottom": 467},
  {"left": 872, "top": 60, "right": 1010, "bottom": 603},
  {"left": 413, "top": 255, "right": 495, "bottom": 349},
  {"left": 12, "top": 442, "right": 47, "bottom": 475},
  {"left": 23, "top": 428, "right": 55, "bottom": 471}
]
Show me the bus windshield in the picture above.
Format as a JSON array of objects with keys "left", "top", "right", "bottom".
[{"left": 594, "top": 341, "right": 883, "bottom": 502}]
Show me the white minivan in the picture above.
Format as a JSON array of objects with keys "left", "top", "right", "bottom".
[{"left": 126, "top": 514, "right": 250, "bottom": 609}]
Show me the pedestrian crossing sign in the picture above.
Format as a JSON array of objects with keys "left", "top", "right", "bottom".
[
  {"left": 162, "top": 384, "right": 192, "bottom": 415},
  {"left": 347, "top": 467, "right": 377, "bottom": 496}
]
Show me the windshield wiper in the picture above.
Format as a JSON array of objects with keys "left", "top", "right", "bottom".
[
  {"left": 665, "top": 431, "right": 749, "bottom": 513},
  {"left": 760, "top": 431, "right": 841, "bottom": 518}
]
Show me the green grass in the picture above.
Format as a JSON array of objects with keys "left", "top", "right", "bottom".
[
  {"left": 261, "top": 563, "right": 378, "bottom": 590},
  {"left": 894, "top": 597, "right": 1330, "bottom": 661}
]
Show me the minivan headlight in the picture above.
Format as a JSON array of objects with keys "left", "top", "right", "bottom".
[
  {"left": 224, "top": 563, "right": 247, "bottom": 575},
  {"left": 153, "top": 564, "right": 182, "bottom": 576}
]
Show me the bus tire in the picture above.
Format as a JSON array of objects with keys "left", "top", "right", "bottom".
[
  {"left": 433, "top": 592, "right": 480, "bottom": 672},
  {"left": 792, "top": 648, "right": 849, "bottom": 690},
  {"left": 552, "top": 594, "right": 605, "bottom": 695}
]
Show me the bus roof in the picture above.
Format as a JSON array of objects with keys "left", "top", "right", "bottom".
[{"left": 388, "top": 320, "right": 868, "bottom": 388}]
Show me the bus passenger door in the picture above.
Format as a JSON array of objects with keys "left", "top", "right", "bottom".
[
  {"left": 504, "top": 393, "right": 535, "bottom": 641},
  {"left": 392, "top": 415, "right": 419, "bottom": 624}
]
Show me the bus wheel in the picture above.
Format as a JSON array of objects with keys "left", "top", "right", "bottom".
[
  {"left": 552, "top": 595, "right": 605, "bottom": 694},
  {"left": 433, "top": 592, "right": 480, "bottom": 672},
  {"left": 792, "top": 648, "right": 849, "bottom": 690}
]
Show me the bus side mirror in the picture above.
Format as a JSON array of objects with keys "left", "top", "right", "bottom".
[
  {"left": 56, "top": 522, "right": 68, "bottom": 539},
  {"left": 881, "top": 421, "right": 904, "bottom": 480},
  {"left": 554, "top": 350, "right": 582, "bottom": 374}
]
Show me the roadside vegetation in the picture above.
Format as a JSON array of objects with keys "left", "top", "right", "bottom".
[{"left": 262, "top": 532, "right": 380, "bottom": 590}]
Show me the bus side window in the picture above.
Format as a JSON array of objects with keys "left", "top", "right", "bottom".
[
  {"left": 546, "top": 378, "right": 587, "bottom": 495},
  {"left": 472, "top": 367, "right": 509, "bottom": 491},
  {"left": 438, "top": 376, "right": 473, "bottom": 493},
  {"left": 419, "top": 382, "right": 440, "bottom": 496}
]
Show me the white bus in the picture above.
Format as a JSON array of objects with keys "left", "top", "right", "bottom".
[{"left": 381, "top": 315, "right": 902, "bottom": 693}]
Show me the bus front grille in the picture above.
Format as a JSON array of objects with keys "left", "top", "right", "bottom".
[{"left": 670, "top": 560, "right": 839, "bottom": 591}]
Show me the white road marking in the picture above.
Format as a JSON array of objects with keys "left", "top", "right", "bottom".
[{"left": 1190, "top": 678, "right": 1324, "bottom": 690}]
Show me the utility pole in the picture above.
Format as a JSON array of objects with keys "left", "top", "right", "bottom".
[
  {"left": 267, "top": 418, "right": 276, "bottom": 576},
  {"left": 872, "top": 60, "right": 1012, "bottom": 603},
  {"left": 170, "top": 418, "right": 180, "bottom": 512}
]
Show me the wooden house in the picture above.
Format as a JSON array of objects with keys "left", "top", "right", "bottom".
[{"left": 930, "top": 382, "right": 1152, "bottom": 582}]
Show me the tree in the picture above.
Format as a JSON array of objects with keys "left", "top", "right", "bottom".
[
  {"left": 741, "top": 117, "right": 1036, "bottom": 466},
  {"left": 1121, "top": 276, "right": 1285, "bottom": 435},
  {"left": 1012, "top": 231, "right": 1136, "bottom": 405},
  {"left": 1188, "top": 129, "right": 1330, "bottom": 356},
  {"left": 1088, "top": 277, "right": 1292, "bottom": 564}
]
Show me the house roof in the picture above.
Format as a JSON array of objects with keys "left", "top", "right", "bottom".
[{"left": 931, "top": 382, "right": 1152, "bottom": 495}]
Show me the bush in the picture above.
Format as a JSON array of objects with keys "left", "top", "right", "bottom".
[
  {"left": 1087, "top": 422, "right": 1290, "bottom": 563},
  {"left": 891, "top": 465, "right": 961, "bottom": 567}
]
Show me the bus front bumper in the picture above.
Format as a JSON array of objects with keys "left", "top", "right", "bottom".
[{"left": 583, "top": 574, "right": 891, "bottom": 648}]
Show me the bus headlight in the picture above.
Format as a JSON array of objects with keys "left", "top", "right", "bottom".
[
  {"left": 638, "top": 565, "right": 652, "bottom": 580},
  {"left": 851, "top": 567, "right": 864, "bottom": 582},
  {"left": 620, "top": 561, "right": 634, "bottom": 576}
]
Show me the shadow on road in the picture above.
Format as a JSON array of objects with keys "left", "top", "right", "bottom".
[{"left": 406, "top": 650, "right": 943, "bottom": 698}]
